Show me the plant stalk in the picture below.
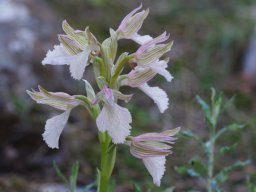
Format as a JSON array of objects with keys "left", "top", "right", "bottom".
[
  {"left": 91, "top": 108, "right": 116, "bottom": 192},
  {"left": 97, "top": 132, "right": 113, "bottom": 192},
  {"left": 207, "top": 124, "right": 216, "bottom": 192}
]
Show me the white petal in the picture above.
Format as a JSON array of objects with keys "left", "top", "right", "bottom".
[
  {"left": 151, "top": 66, "right": 173, "bottom": 82},
  {"left": 42, "top": 44, "right": 71, "bottom": 65},
  {"left": 69, "top": 49, "right": 90, "bottom": 80},
  {"left": 42, "top": 110, "right": 71, "bottom": 149},
  {"left": 42, "top": 45, "right": 90, "bottom": 80},
  {"left": 132, "top": 33, "right": 153, "bottom": 45},
  {"left": 139, "top": 83, "right": 169, "bottom": 113},
  {"left": 96, "top": 103, "right": 132, "bottom": 143},
  {"left": 142, "top": 156, "right": 166, "bottom": 186}
]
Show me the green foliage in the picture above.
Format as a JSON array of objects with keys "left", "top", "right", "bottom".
[
  {"left": 53, "top": 161, "right": 79, "bottom": 192},
  {"left": 247, "top": 176, "right": 256, "bottom": 192},
  {"left": 214, "top": 160, "right": 251, "bottom": 184},
  {"left": 176, "top": 89, "right": 250, "bottom": 191}
]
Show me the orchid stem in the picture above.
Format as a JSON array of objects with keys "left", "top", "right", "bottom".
[
  {"left": 207, "top": 123, "right": 216, "bottom": 192},
  {"left": 91, "top": 108, "right": 116, "bottom": 192},
  {"left": 98, "top": 132, "right": 113, "bottom": 192}
]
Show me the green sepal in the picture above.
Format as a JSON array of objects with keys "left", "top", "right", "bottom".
[
  {"left": 83, "top": 80, "right": 96, "bottom": 101},
  {"left": 85, "top": 26, "right": 99, "bottom": 52},
  {"left": 137, "top": 42, "right": 173, "bottom": 66},
  {"left": 97, "top": 76, "right": 108, "bottom": 90},
  {"left": 58, "top": 34, "right": 81, "bottom": 55},
  {"left": 62, "top": 20, "right": 88, "bottom": 48},
  {"left": 100, "top": 44, "right": 112, "bottom": 82},
  {"left": 109, "top": 28, "right": 118, "bottom": 62}
]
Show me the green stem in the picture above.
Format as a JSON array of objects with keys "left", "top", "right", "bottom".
[
  {"left": 98, "top": 132, "right": 113, "bottom": 192},
  {"left": 110, "top": 54, "right": 134, "bottom": 88},
  {"left": 90, "top": 108, "right": 116, "bottom": 192},
  {"left": 207, "top": 126, "right": 216, "bottom": 192}
]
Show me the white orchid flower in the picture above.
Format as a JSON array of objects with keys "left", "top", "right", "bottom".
[
  {"left": 94, "top": 86, "right": 133, "bottom": 143},
  {"left": 42, "top": 20, "right": 99, "bottom": 80},
  {"left": 120, "top": 31, "right": 173, "bottom": 113},
  {"left": 27, "top": 86, "right": 80, "bottom": 149},
  {"left": 127, "top": 127, "right": 180, "bottom": 186},
  {"left": 116, "top": 4, "right": 152, "bottom": 45}
]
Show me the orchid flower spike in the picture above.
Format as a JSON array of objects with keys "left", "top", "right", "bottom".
[
  {"left": 27, "top": 86, "right": 80, "bottom": 149},
  {"left": 127, "top": 127, "right": 180, "bottom": 186},
  {"left": 94, "top": 86, "right": 133, "bottom": 143},
  {"left": 116, "top": 4, "right": 153, "bottom": 45},
  {"left": 42, "top": 20, "right": 99, "bottom": 80}
]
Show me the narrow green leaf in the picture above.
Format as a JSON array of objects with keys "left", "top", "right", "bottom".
[
  {"left": 211, "top": 91, "right": 223, "bottom": 126},
  {"left": 210, "top": 87, "right": 216, "bottom": 107},
  {"left": 196, "top": 95, "right": 213, "bottom": 127},
  {"left": 133, "top": 182, "right": 142, "bottom": 192},
  {"left": 186, "top": 168, "right": 201, "bottom": 178},
  {"left": 215, "top": 160, "right": 251, "bottom": 184},
  {"left": 215, "top": 124, "right": 245, "bottom": 141},
  {"left": 175, "top": 166, "right": 200, "bottom": 178},
  {"left": 96, "top": 168, "right": 101, "bottom": 192},
  {"left": 174, "top": 166, "right": 189, "bottom": 175},
  {"left": 53, "top": 161, "right": 69, "bottom": 186},
  {"left": 196, "top": 95, "right": 210, "bottom": 115},
  {"left": 218, "top": 143, "right": 238, "bottom": 156},
  {"left": 210, "top": 179, "right": 223, "bottom": 192},
  {"left": 189, "top": 159, "right": 207, "bottom": 176},
  {"left": 84, "top": 181, "right": 96, "bottom": 191},
  {"left": 105, "top": 145, "right": 117, "bottom": 179},
  {"left": 69, "top": 161, "right": 79, "bottom": 192},
  {"left": 180, "top": 130, "right": 203, "bottom": 145},
  {"left": 204, "top": 140, "right": 211, "bottom": 158}
]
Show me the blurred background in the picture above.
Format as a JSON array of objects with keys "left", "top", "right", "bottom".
[{"left": 0, "top": 0, "right": 256, "bottom": 191}]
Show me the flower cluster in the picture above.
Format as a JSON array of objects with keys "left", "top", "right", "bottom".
[{"left": 27, "top": 4, "right": 179, "bottom": 186}]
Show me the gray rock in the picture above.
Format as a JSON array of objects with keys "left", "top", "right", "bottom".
[{"left": 0, "top": 0, "right": 68, "bottom": 113}]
